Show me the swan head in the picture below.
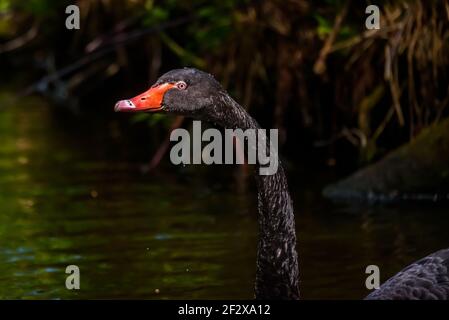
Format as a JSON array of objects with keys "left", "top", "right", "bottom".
[{"left": 114, "top": 68, "right": 225, "bottom": 118}]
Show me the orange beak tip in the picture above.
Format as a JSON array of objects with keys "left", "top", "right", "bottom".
[{"left": 115, "top": 83, "right": 175, "bottom": 113}]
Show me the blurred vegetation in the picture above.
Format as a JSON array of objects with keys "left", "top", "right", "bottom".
[{"left": 0, "top": 0, "right": 448, "bottom": 168}]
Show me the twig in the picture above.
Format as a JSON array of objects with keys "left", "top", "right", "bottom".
[
  {"left": 141, "top": 116, "right": 185, "bottom": 173},
  {"left": 313, "top": 0, "right": 350, "bottom": 75},
  {"left": 22, "top": 15, "right": 195, "bottom": 96},
  {"left": 0, "top": 24, "right": 39, "bottom": 54}
]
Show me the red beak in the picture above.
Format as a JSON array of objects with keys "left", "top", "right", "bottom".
[{"left": 114, "top": 83, "right": 175, "bottom": 112}]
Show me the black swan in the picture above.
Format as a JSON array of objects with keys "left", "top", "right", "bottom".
[{"left": 115, "top": 67, "right": 449, "bottom": 300}]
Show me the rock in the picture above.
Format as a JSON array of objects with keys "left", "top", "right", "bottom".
[{"left": 323, "top": 117, "right": 449, "bottom": 202}]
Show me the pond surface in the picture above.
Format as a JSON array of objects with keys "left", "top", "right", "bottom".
[{"left": 1, "top": 90, "right": 449, "bottom": 299}]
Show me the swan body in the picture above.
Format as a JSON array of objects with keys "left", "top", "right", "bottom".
[
  {"left": 115, "top": 67, "right": 449, "bottom": 300},
  {"left": 366, "top": 249, "right": 449, "bottom": 300}
]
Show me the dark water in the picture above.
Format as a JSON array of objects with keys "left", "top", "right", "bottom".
[{"left": 1, "top": 91, "right": 449, "bottom": 299}]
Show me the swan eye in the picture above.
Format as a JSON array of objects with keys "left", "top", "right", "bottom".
[{"left": 176, "top": 81, "right": 187, "bottom": 90}]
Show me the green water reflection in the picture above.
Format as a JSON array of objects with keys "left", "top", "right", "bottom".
[{"left": 1, "top": 90, "right": 449, "bottom": 299}]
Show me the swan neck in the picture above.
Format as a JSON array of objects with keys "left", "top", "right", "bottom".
[{"left": 213, "top": 93, "right": 300, "bottom": 299}]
